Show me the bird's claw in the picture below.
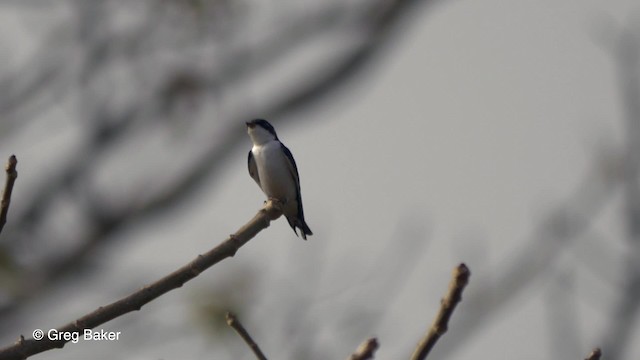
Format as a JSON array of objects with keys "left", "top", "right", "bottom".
[{"left": 265, "top": 197, "right": 284, "bottom": 211}]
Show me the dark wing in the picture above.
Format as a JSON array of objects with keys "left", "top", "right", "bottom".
[
  {"left": 280, "top": 143, "right": 300, "bottom": 191},
  {"left": 247, "top": 150, "right": 261, "bottom": 187},
  {"left": 281, "top": 143, "right": 313, "bottom": 239},
  {"left": 280, "top": 144, "right": 303, "bottom": 212}
]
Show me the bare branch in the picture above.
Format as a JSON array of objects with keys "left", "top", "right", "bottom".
[
  {"left": 601, "top": 25, "right": 640, "bottom": 360},
  {"left": 0, "top": 200, "right": 284, "bottom": 360},
  {"left": 584, "top": 347, "right": 602, "bottom": 360},
  {"left": 347, "top": 338, "right": 379, "bottom": 360},
  {"left": 0, "top": 155, "right": 18, "bottom": 235},
  {"left": 410, "top": 263, "right": 470, "bottom": 360},
  {"left": 225, "top": 312, "right": 268, "bottom": 360}
]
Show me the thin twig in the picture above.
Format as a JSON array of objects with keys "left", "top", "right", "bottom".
[
  {"left": 225, "top": 312, "right": 268, "bottom": 360},
  {"left": 347, "top": 338, "right": 379, "bottom": 360},
  {"left": 585, "top": 347, "right": 602, "bottom": 360},
  {"left": 410, "top": 263, "right": 470, "bottom": 360},
  {"left": 0, "top": 200, "right": 284, "bottom": 360},
  {"left": 0, "top": 155, "right": 18, "bottom": 235}
]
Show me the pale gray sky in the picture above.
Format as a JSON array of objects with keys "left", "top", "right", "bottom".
[{"left": 1, "top": 0, "right": 639, "bottom": 359}]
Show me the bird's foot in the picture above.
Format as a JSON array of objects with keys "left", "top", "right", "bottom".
[{"left": 265, "top": 197, "right": 284, "bottom": 211}]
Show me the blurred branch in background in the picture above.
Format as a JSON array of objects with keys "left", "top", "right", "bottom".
[
  {"left": 545, "top": 270, "right": 581, "bottom": 359},
  {"left": 0, "top": 0, "right": 439, "bottom": 326},
  {"left": 1, "top": 1, "right": 636, "bottom": 359},
  {"left": 600, "top": 23, "right": 640, "bottom": 360}
]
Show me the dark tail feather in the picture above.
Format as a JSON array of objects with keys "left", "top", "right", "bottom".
[{"left": 287, "top": 216, "right": 313, "bottom": 240}]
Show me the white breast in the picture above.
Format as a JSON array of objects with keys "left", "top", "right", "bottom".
[{"left": 252, "top": 141, "right": 297, "bottom": 202}]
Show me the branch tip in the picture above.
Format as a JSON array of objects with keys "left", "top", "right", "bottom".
[
  {"left": 585, "top": 347, "right": 602, "bottom": 360},
  {"left": 225, "top": 311, "right": 236, "bottom": 325},
  {"left": 225, "top": 311, "right": 268, "bottom": 360},
  {"left": 7, "top": 155, "right": 17, "bottom": 171},
  {"left": 0, "top": 154, "right": 19, "bottom": 235},
  {"left": 348, "top": 337, "right": 379, "bottom": 360},
  {"left": 454, "top": 263, "right": 470, "bottom": 284},
  {"left": 410, "top": 263, "right": 471, "bottom": 360}
]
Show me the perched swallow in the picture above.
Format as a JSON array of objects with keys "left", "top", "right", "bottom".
[{"left": 246, "top": 119, "right": 313, "bottom": 239}]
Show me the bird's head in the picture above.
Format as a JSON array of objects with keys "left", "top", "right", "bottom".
[{"left": 246, "top": 119, "right": 279, "bottom": 145}]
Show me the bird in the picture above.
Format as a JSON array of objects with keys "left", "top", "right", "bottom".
[{"left": 246, "top": 119, "right": 313, "bottom": 239}]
